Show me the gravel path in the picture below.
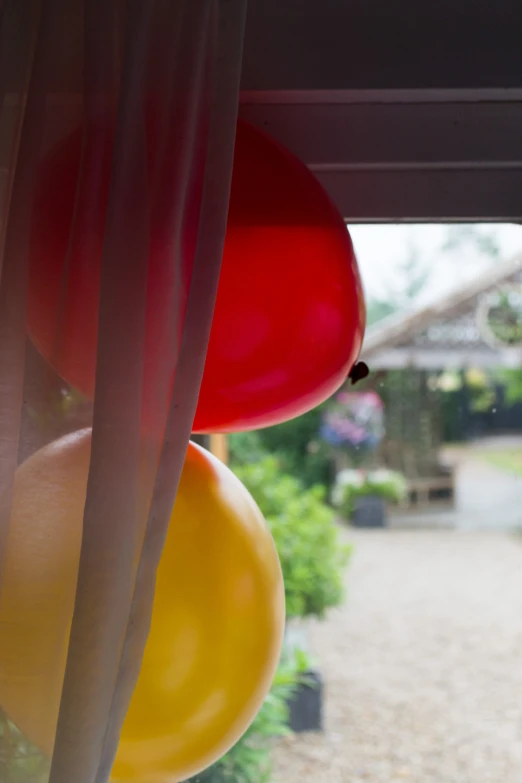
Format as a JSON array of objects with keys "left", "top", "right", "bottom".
[{"left": 273, "top": 530, "right": 522, "bottom": 783}]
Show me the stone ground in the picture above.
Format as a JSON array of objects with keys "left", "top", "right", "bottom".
[{"left": 273, "top": 446, "right": 522, "bottom": 783}]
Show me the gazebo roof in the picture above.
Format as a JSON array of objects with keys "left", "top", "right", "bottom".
[{"left": 361, "top": 253, "right": 522, "bottom": 369}]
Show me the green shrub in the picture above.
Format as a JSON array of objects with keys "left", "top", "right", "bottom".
[
  {"left": 227, "top": 431, "right": 268, "bottom": 467},
  {"left": 228, "top": 407, "right": 335, "bottom": 491},
  {"left": 235, "top": 457, "right": 350, "bottom": 619}
]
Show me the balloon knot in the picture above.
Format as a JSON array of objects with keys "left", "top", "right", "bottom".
[{"left": 348, "top": 361, "right": 370, "bottom": 386}]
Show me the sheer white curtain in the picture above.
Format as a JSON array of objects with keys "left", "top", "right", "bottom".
[{"left": 0, "top": 1, "right": 246, "bottom": 781}]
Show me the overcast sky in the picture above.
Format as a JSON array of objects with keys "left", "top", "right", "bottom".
[{"left": 349, "top": 223, "right": 522, "bottom": 306}]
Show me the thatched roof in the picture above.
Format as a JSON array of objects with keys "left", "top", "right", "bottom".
[{"left": 361, "top": 253, "right": 522, "bottom": 369}]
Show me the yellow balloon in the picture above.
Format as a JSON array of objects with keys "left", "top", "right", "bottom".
[{"left": 0, "top": 430, "right": 284, "bottom": 782}]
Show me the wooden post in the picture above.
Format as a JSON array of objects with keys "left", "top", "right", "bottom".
[
  {"left": 191, "top": 434, "right": 228, "bottom": 464},
  {"left": 209, "top": 434, "right": 228, "bottom": 464}
]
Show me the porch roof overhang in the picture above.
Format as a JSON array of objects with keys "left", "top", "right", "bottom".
[
  {"left": 239, "top": 0, "right": 522, "bottom": 221},
  {"left": 2, "top": 1, "right": 522, "bottom": 223}
]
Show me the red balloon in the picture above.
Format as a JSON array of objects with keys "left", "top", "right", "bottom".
[{"left": 27, "top": 118, "right": 365, "bottom": 432}]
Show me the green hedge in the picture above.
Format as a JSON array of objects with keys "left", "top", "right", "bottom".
[
  {"left": 228, "top": 407, "right": 335, "bottom": 491},
  {"left": 234, "top": 457, "right": 351, "bottom": 619}
]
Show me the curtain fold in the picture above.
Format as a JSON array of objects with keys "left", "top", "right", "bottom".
[{"left": 0, "top": 1, "right": 246, "bottom": 781}]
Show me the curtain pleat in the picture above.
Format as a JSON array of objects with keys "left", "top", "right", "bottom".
[
  {"left": 0, "top": 0, "right": 46, "bottom": 593},
  {"left": 0, "top": 1, "right": 246, "bottom": 781}
]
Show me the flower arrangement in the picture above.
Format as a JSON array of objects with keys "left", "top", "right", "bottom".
[
  {"left": 320, "top": 390, "right": 385, "bottom": 465},
  {"left": 332, "top": 468, "right": 408, "bottom": 519}
]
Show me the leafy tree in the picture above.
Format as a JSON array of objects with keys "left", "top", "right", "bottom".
[
  {"left": 441, "top": 224, "right": 501, "bottom": 258},
  {"left": 399, "top": 243, "right": 430, "bottom": 303},
  {"left": 495, "top": 369, "right": 522, "bottom": 405},
  {"left": 366, "top": 298, "right": 397, "bottom": 326}
]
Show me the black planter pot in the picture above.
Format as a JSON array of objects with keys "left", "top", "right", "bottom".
[
  {"left": 287, "top": 669, "right": 323, "bottom": 733},
  {"left": 284, "top": 626, "right": 324, "bottom": 733},
  {"left": 351, "top": 494, "right": 387, "bottom": 528}
]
